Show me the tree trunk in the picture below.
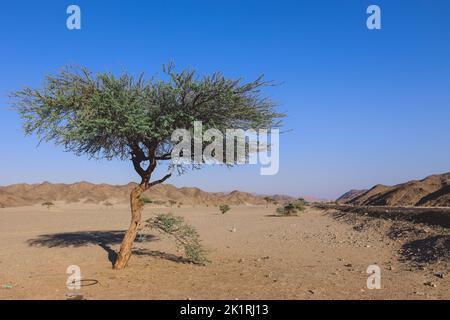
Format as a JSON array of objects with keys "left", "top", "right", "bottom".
[{"left": 113, "top": 184, "right": 146, "bottom": 270}]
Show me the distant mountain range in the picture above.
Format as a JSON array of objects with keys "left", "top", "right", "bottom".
[
  {"left": 0, "top": 182, "right": 294, "bottom": 208},
  {"left": 337, "top": 172, "right": 450, "bottom": 207}
]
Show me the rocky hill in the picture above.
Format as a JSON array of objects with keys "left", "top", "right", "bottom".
[
  {"left": 338, "top": 173, "right": 450, "bottom": 207},
  {"left": 0, "top": 181, "right": 287, "bottom": 208},
  {"left": 336, "top": 189, "right": 368, "bottom": 204}
]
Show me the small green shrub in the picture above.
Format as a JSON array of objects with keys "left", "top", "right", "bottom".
[
  {"left": 219, "top": 204, "right": 231, "bottom": 214},
  {"left": 145, "top": 213, "right": 209, "bottom": 265},
  {"left": 42, "top": 201, "right": 55, "bottom": 210},
  {"left": 276, "top": 201, "right": 305, "bottom": 216},
  {"left": 297, "top": 197, "right": 308, "bottom": 206},
  {"left": 168, "top": 200, "right": 177, "bottom": 207},
  {"left": 140, "top": 196, "right": 153, "bottom": 206}
]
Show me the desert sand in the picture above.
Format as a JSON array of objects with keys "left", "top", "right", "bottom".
[{"left": 0, "top": 202, "right": 448, "bottom": 300}]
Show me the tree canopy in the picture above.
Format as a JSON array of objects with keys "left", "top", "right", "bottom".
[{"left": 11, "top": 64, "right": 284, "bottom": 183}]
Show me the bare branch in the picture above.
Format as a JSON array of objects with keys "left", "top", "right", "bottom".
[{"left": 149, "top": 173, "right": 172, "bottom": 187}]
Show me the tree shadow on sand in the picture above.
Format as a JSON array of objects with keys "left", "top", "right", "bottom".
[
  {"left": 27, "top": 230, "right": 188, "bottom": 266},
  {"left": 399, "top": 235, "right": 450, "bottom": 267},
  {"left": 133, "top": 249, "right": 192, "bottom": 264}
]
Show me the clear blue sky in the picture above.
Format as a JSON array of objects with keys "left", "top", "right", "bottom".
[{"left": 1, "top": 1, "right": 449, "bottom": 199}]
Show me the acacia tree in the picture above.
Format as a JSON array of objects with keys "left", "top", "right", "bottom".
[{"left": 11, "top": 64, "right": 283, "bottom": 269}]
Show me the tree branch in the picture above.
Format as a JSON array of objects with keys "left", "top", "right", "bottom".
[
  {"left": 155, "top": 153, "right": 172, "bottom": 160},
  {"left": 131, "top": 156, "right": 146, "bottom": 178},
  {"left": 149, "top": 173, "right": 172, "bottom": 188}
]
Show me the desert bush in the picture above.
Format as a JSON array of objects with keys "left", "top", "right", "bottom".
[
  {"left": 297, "top": 197, "right": 308, "bottom": 206},
  {"left": 168, "top": 200, "right": 177, "bottom": 207},
  {"left": 103, "top": 201, "right": 114, "bottom": 207},
  {"left": 264, "top": 196, "right": 275, "bottom": 208},
  {"left": 140, "top": 196, "right": 153, "bottom": 206},
  {"left": 145, "top": 213, "right": 209, "bottom": 265},
  {"left": 276, "top": 201, "right": 305, "bottom": 216},
  {"left": 219, "top": 204, "right": 231, "bottom": 214},
  {"left": 42, "top": 201, "right": 55, "bottom": 210}
]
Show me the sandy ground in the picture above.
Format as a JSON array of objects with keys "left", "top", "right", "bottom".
[{"left": 0, "top": 203, "right": 448, "bottom": 300}]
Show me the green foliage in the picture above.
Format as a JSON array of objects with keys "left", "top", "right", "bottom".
[
  {"left": 297, "top": 197, "right": 308, "bottom": 206},
  {"left": 145, "top": 213, "right": 209, "bottom": 265},
  {"left": 276, "top": 201, "right": 305, "bottom": 216},
  {"left": 42, "top": 201, "right": 55, "bottom": 209},
  {"left": 140, "top": 196, "right": 153, "bottom": 205},
  {"left": 219, "top": 204, "right": 231, "bottom": 214},
  {"left": 168, "top": 200, "right": 177, "bottom": 207},
  {"left": 10, "top": 64, "right": 284, "bottom": 180},
  {"left": 264, "top": 196, "right": 275, "bottom": 203}
]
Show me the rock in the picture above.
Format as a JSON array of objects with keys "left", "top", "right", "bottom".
[
  {"left": 66, "top": 293, "right": 84, "bottom": 300},
  {"left": 424, "top": 281, "right": 437, "bottom": 288}
]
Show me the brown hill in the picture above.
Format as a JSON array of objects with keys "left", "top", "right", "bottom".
[
  {"left": 339, "top": 173, "right": 450, "bottom": 207},
  {"left": 0, "top": 182, "right": 284, "bottom": 208},
  {"left": 336, "top": 189, "right": 368, "bottom": 204}
]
